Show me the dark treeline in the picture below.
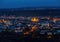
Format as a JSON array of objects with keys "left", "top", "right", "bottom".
[{"left": 0, "top": 8, "right": 60, "bottom": 16}]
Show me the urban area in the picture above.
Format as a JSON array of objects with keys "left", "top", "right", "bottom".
[{"left": 0, "top": 16, "right": 60, "bottom": 39}]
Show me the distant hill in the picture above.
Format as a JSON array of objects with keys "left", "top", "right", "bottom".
[{"left": 0, "top": 7, "right": 60, "bottom": 16}]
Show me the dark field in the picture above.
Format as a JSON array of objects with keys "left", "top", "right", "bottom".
[{"left": 0, "top": 32, "right": 60, "bottom": 42}]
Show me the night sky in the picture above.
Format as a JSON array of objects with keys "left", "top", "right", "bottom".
[{"left": 0, "top": 0, "right": 60, "bottom": 8}]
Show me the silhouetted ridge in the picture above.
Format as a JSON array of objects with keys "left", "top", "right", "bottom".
[{"left": 0, "top": 7, "right": 60, "bottom": 16}]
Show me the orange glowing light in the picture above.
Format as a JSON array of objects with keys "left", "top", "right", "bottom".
[
  {"left": 24, "top": 32, "right": 29, "bottom": 35},
  {"left": 31, "top": 17, "right": 39, "bottom": 22},
  {"left": 0, "top": 20, "right": 3, "bottom": 23},
  {"left": 32, "top": 25, "right": 38, "bottom": 31},
  {"left": 53, "top": 18, "right": 60, "bottom": 23}
]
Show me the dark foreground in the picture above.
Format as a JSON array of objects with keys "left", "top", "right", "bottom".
[{"left": 0, "top": 32, "right": 60, "bottom": 42}]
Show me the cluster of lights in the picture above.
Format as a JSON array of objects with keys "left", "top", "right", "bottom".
[{"left": 31, "top": 17, "right": 39, "bottom": 22}]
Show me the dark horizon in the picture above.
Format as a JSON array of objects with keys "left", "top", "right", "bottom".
[{"left": 0, "top": 8, "right": 60, "bottom": 16}]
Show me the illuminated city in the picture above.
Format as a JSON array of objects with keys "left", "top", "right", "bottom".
[
  {"left": 0, "top": 0, "right": 60, "bottom": 42},
  {"left": 0, "top": 16, "right": 60, "bottom": 38}
]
